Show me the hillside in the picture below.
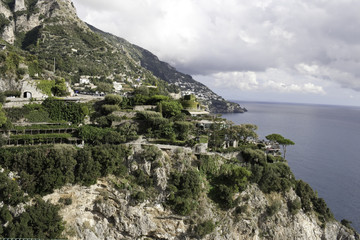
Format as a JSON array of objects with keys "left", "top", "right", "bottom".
[
  {"left": 0, "top": 1, "right": 358, "bottom": 239},
  {"left": 89, "top": 25, "right": 246, "bottom": 113},
  {"left": 0, "top": 0, "right": 245, "bottom": 113}
]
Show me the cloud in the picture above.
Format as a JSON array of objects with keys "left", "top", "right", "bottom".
[
  {"left": 72, "top": 0, "right": 360, "bottom": 98},
  {"left": 211, "top": 68, "right": 326, "bottom": 95}
]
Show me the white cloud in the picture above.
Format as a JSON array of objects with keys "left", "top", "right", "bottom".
[
  {"left": 72, "top": 0, "right": 360, "bottom": 104},
  {"left": 210, "top": 68, "right": 326, "bottom": 95}
]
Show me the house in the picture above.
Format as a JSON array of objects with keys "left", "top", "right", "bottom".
[
  {"left": 113, "top": 81, "right": 123, "bottom": 93},
  {"left": 79, "top": 77, "right": 90, "bottom": 85}
]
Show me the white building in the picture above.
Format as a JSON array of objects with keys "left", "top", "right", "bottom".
[{"left": 113, "top": 81, "right": 123, "bottom": 93}]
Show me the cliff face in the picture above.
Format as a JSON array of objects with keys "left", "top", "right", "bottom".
[
  {"left": 0, "top": 0, "right": 86, "bottom": 43},
  {"left": 43, "top": 145, "right": 357, "bottom": 240}
]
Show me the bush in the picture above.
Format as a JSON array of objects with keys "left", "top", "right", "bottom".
[
  {"left": 194, "top": 220, "right": 215, "bottom": 238},
  {"left": 199, "top": 155, "right": 219, "bottom": 177},
  {"left": 36, "top": 80, "right": 55, "bottom": 96},
  {"left": 0, "top": 171, "right": 26, "bottom": 206},
  {"left": 209, "top": 164, "right": 251, "bottom": 209},
  {"left": 59, "top": 197, "right": 72, "bottom": 206},
  {"left": 133, "top": 169, "right": 153, "bottom": 188},
  {"left": 313, "top": 197, "right": 333, "bottom": 222},
  {"left": 42, "top": 98, "right": 87, "bottom": 124},
  {"left": 267, "top": 199, "right": 282, "bottom": 217},
  {"left": 288, "top": 199, "right": 302, "bottom": 215},
  {"left": 295, "top": 180, "right": 316, "bottom": 212},
  {"left": 341, "top": 219, "right": 355, "bottom": 231},
  {"left": 256, "top": 163, "right": 295, "bottom": 194},
  {"left": 167, "top": 170, "right": 202, "bottom": 215},
  {"left": 102, "top": 104, "right": 120, "bottom": 114},
  {"left": 157, "top": 100, "right": 183, "bottom": 118},
  {"left": 140, "top": 145, "right": 162, "bottom": 162},
  {"left": 242, "top": 148, "right": 267, "bottom": 165},
  {"left": 0, "top": 146, "right": 77, "bottom": 195},
  {"left": 174, "top": 121, "right": 194, "bottom": 141},
  {"left": 131, "top": 191, "right": 146, "bottom": 204},
  {"left": 104, "top": 94, "right": 123, "bottom": 105},
  {"left": 6, "top": 198, "right": 64, "bottom": 238}
]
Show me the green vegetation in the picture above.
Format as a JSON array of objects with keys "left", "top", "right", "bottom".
[
  {"left": 0, "top": 169, "right": 64, "bottom": 238},
  {"left": 295, "top": 180, "right": 334, "bottom": 223},
  {"left": 42, "top": 97, "right": 88, "bottom": 123},
  {"left": 0, "top": 13, "right": 10, "bottom": 34},
  {"left": 167, "top": 170, "right": 202, "bottom": 215},
  {"left": 0, "top": 103, "right": 7, "bottom": 127},
  {"left": 209, "top": 164, "right": 251, "bottom": 209},
  {"left": 194, "top": 220, "right": 215, "bottom": 238},
  {"left": 266, "top": 133, "right": 295, "bottom": 159}
]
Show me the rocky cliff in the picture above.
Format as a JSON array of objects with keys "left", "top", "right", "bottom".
[{"left": 43, "top": 145, "right": 357, "bottom": 240}]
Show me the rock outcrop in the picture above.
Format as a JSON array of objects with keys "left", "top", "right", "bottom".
[
  {"left": 43, "top": 145, "right": 358, "bottom": 240},
  {"left": 0, "top": 0, "right": 88, "bottom": 44}
]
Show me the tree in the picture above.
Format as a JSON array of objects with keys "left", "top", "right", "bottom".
[
  {"left": 158, "top": 100, "right": 183, "bottom": 118},
  {"left": 232, "top": 124, "right": 258, "bottom": 143},
  {"left": 104, "top": 94, "right": 123, "bottom": 105},
  {"left": 0, "top": 103, "right": 7, "bottom": 127},
  {"left": 266, "top": 133, "right": 295, "bottom": 159},
  {"left": 52, "top": 78, "right": 68, "bottom": 96},
  {"left": 96, "top": 82, "right": 113, "bottom": 93}
]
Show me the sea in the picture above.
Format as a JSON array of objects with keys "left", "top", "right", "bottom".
[{"left": 222, "top": 101, "right": 360, "bottom": 232}]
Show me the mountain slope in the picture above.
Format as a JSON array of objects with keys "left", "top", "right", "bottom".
[
  {"left": 0, "top": 0, "right": 245, "bottom": 113},
  {"left": 89, "top": 24, "right": 246, "bottom": 113}
]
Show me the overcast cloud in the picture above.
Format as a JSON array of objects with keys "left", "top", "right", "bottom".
[{"left": 72, "top": 0, "right": 360, "bottom": 106}]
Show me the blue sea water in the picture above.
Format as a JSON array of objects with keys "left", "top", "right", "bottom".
[{"left": 222, "top": 101, "right": 360, "bottom": 232}]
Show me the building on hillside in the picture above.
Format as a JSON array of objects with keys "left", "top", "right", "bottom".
[
  {"left": 113, "top": 81, "right": 123, "bottom": 93},
  {"left": 79, "top": 76, "right": 91, "bottom": 85}
]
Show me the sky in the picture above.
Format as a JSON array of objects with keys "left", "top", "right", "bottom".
[{"left": 72, "top": 0, "right": 360, "bottom": 106}]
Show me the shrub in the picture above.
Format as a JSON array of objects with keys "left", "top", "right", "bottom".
[
  {"left": 133, "top": 169, "right": 153, "bottom": 188},
  {"left": 313, "top": 198, "right": 333, "bottom": 222},
  {"left": 242, "top": 148, "right": 266, "bottom": 165},
  {"left": 256, "top": 163, "right": 295, "bottom": 194},
  {"left": 0, "top": 146, "right": 77, "bottom": 195},
  {"left": 267, "top": 199, "right": 282, "bottom": 217},
  {"left": 7, "top": 198, "right": 64, "bottom": 238},
  {"left": 131, "top": 191, "right": 146, "bottom": 204},
  {"left": 167, "top": 170, "right": 202, "bottom": 215},
  {"left": 104, "top": 94, "right": 123, "bottom": 105},
  {"left": 42, "top": 98, "right": 87, "bottom": 123},
  {"left": 174, "top": 121, "right": 194, "bottom": 141},
  {"left": 288, "top": 199, "right": 301, "bottom": 215},
  {"left": 199, "top": 154, "right": 219, "bottom": 177},
  {"left": 59, "top": 197, "right": 72, "bottom": 206},
  {"left": 295, "top": 180, "right": 316, "bottom": 212},
  {"left": 52, "top": 78, "right": 68, "bottom": 97},
  {"left": 157, "top": 100, "right": 183, "bottom": 118},
  {"left": 194, "top": 220, "right": 215, "bottom": 238},
  {"left": 209, "top": 164, "right": 251, "bottom": 209},
  {"left": 0, "top": 171, "right": 26, "bottom": 206},
  {"left": 102, "top": 104, "right": 120, "bottom": 114},
  {"left": 36, "top": 80, "right": 55, "bottom": 96},
  {"left": 341, "top": 219, "right": 355, "bottom": 232},
  {"left": 140, "top": 145, "right": 162, "bottom": 162}
]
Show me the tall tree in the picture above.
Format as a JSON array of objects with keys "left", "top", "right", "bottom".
[{"left": 266, "top": 133, "right": 295, "bottom": 159}]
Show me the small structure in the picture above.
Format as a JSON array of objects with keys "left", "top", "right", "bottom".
[
  {"left": 79, "top": 76, "right": 90, "bottom": 85},
  {"left": 113, "top": 81, "right": 123, "bottom": 93},
  {"left": 183, "top": 110, "right": 210, "bottom": 117},
  {"left": 20, "top": 80, "right": 48, "bottom": 100}
]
